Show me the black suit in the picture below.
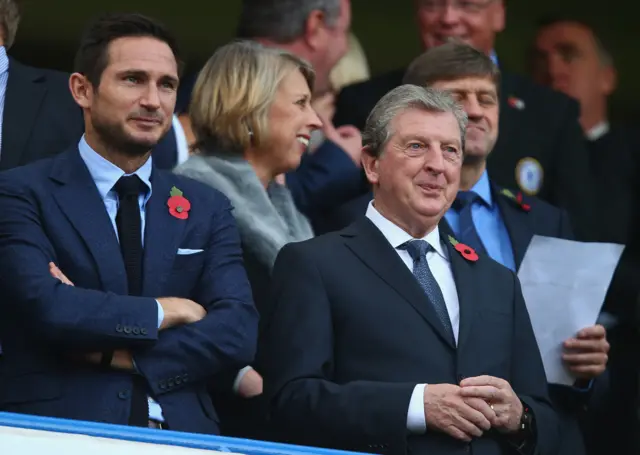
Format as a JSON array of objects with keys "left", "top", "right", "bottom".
[
  {"left": 334, "top": 69, "right": 595, "bottom": 240},
  {"left": 259, "top": 217, "right": 558, "bottom": 455},
  {"left": 1, "top": 58, "right": 84, "bottom": 169}
]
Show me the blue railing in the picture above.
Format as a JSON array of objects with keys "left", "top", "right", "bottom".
[{"left": 0, "top": 412, "right": 371, "bottom": 455}]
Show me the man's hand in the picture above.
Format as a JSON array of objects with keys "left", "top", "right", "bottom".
[
  {"left": 424, "top": 383, "right": 497, "bottom": 442},
  {"left": 563, "top": 324, "right": 609, "bottom": 379},
  {"left": 317, "top": 108, "right": 363, "bottom": 166},
  {"left": 50, "top": 262, "right": 74, "bottom": 286},
  {"left": 459, "top": 376, "right": 523, "bottom": 433},
  {"left": 237, "top": 368, "right": 263, "bottom": 398},
  {"left": 157, "top": 297, "right": 206, "bottom": 329}
]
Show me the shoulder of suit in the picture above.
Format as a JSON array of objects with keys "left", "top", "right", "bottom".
[
  {"left": 162, "top": 169, "right": 233, "bottom": 206},
  {"left": 9, "top": 58, "right": 71, "bottom": 86},
  {"left": 495, "top": 184, "right": 565, "bottom": 217},
  {"left": 338, "top": 68, "right": 405, "bottom": 99},
  {"left": 502, "top": 71, "right": 579, "bottom": 116}
]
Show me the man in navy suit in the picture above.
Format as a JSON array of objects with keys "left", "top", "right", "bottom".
[
  {"left": 0, "top": 13, "right": 258, "bottom": 433},
  {"left": 406, "top": 42, "right": 609, "bottom": 455},
  {"left": 259, "top": 85, "right": 557, "bottom": 455}
]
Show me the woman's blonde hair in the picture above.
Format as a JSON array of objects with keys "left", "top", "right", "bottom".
[{"left": 190, "top": 40, "right": 315, "bottom": 153}]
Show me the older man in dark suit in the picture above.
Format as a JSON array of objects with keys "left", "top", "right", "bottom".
[
  {"left": 260, "top": 85, "right": 557, "bottom": 455},
  {"left": 333, "top": 0, "right": 595, "bottom": 241}
]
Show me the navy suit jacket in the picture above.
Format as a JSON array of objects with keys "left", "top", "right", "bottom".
[
  {"left": 259, "top": 217, "right": 557, "bottom": 455},
  {"left": 0, "top": 149, "right": 258, "bottom": 433}
]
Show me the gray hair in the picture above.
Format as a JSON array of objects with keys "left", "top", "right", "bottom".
[
  {"left": 363, "top": 84, "right": 468, "bottom": 158},
  {"left": 237, "top": 0, "right": 341, "bottom": 43},
  {"left": 0, "top": 0, "right": 19, "bottom": 49}
]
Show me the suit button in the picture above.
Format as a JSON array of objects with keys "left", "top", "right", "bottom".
[
  {"left": 182, "top": 374, "right": 189, "bottom": 383},
  {"left": 159, "top": 380, "right": 167, "bottom": 390},
  {"left": 118, "top": 390, "right": 131, "bottom": 400},
  {"left": 167, "top": 378, "right": 175, "bottom": 388},
  {"left": 132, "top": 327, "right": 140, "bottom": 335},
  {"left": 140, "top": 328, "right": 148, "bottom": 335},
  {"left": 175, "top": 376, "right": 182, "bottom": 385},
  {"left": 115, "top": 325, "right": 123, "bottom": 333},
  {"left": 124, "top": 326, "right": 132, "bottom": 334}
]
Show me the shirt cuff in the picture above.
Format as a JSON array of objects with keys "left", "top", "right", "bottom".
[
  {"left": 572, "top": 379, "right": 594, "bottom": 392},
  {"left": 407, "top": 384, "right": 427, "bottom": 434},
  {"left": 232, "top": 366, "right": 254, "bottom": 394},
  {"left": 155, "top": 300, "right": 164, "bottom": 329}
]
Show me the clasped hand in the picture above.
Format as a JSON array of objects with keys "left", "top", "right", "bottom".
[{"left": 424, "top": 376, "right": 523, "bottom": 442}]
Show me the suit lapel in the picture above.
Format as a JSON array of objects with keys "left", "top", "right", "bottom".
[
  {"left": 438, "top": 221, "right": 478, "bottom": 351},
  {"left": 1, "top": 60, "right": 47, "bottom": 170},
  {"left": 491, "top": 183, "right": 533, "bottom": 270},
  {"left": 142, "top": 170, "right": 186, "bottom": 297},
  {"left": 50, "top": 149, "right": 128, "bottom": 294},
  {"left": 342, "top": 218, "right": 456, "bottom": 349}
]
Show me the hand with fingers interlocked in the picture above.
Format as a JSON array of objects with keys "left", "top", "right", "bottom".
[{"left": 459, "top": 375, "right": 524, "bottom": 434}]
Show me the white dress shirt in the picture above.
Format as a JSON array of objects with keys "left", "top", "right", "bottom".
[{"left": 365, "top": 202, "right": 461, "bottom": 434}]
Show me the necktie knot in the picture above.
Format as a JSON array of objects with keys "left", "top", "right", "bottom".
[
  {"left": 400, "top": 239, "right": 432, "bottom": 262},
  {"left": 114, "top": 175, "right": 147, "bottom": 199},
  {"left": 455, "top": 190, "right": 485, "bottom": 209}
]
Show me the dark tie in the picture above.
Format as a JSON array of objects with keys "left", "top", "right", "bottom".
[
  {"left": 400, "top": 240, "right": 455, "bottom": 345},
  {"left": 454, "top": 191, "right": 487, "bottom": 254},
  {"left": 113, "top": 175, "right": 148, "bottom": 426}
]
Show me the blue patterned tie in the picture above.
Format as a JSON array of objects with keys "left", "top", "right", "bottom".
[
  {"left": 400, "top": 240, "right": 455, "bottom": 345},
  {"left": 454, "top": 191, "right": 487, "bottom": 254}
]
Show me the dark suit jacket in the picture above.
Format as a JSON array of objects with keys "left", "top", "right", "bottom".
[
  {"left": 259, "top": 217, "right": 558, "bottom": 455},
  {"left": 334, "top": 69, "right": 595, "bottom": 240},
  {"left": 587, "top": 126, "right": 639, "bottom": 244},
  {"left": 1, "top": 59, "right": 84, "bottom": 169},
  {"left": 0, "top": 148, "right": 258, "bottom": 433}
]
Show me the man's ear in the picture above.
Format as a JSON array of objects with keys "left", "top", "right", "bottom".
[
  {"left": 303, "top": 9, "right": 327, "bottom": 50},
  {"left": 69, "top": 73, "right": 94, "bottom": 109},
  {"left": 601, "top": 65, "right": 617, "bottom": 97},
  {"left": 361, "top": 147, "right": 380, "bottom": 185}
]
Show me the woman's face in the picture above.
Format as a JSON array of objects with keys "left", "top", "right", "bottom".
[{"left": 264, "top": 70, "right": 322, "bottom": 174}]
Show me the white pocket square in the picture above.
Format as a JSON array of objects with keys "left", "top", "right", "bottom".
[{"left": 177, "top": 248, "right": 204, "bottom": 255}]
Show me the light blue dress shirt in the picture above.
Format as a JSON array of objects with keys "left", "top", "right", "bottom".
[
  {"left": 78, "top": 136, "right": 165, "bottom": 422},
  {"left": 0, "top": 46, "right": 10, "bottom": 155},
  {"left": 445, "top": 170, "right": 516, "bottom": 271}
]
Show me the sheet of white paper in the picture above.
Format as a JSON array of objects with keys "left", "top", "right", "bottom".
[{"left": 517, "top": 235, "right": 624, "bottom": 385}]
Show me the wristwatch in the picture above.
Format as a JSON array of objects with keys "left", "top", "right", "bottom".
[{"left": 507, "top": 403, "right": 536, "bottom": 454}]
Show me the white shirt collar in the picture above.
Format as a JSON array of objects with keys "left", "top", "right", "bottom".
[
  {"left": 586, "top": 121, "right": 610, "bottom": 141},
  {"left": 365, "top": 201, "right": 448, "bottom": 261}
]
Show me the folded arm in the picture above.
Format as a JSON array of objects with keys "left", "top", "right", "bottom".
[
  {"left": 0, "top": 180, "right": 158, "bottom": 351},
  {"left": 259, "top": 243, "right": 415, "bottom": 451},
  {"left": 134, "top": 201, "right": 258, "bottom": 394}
]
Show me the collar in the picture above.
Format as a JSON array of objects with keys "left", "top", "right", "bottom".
[
  {"left": 468, "top": 169, "right": 493, "bottom": 207},
  {"left": 0, "top": 46, "right": 8, "bottom": 76},
  {"left": 78, "top": 135, "right": 152, "bottom": 200},
  {"left": 586, "top": 121, "right": 610, "bottom": 141},
  {"left": 365, "top": 201, "right": 448, "bottom": 261}
]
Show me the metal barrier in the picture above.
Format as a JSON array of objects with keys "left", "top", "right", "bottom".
[{"left": 0, "top": 412, "right": 371, "bottom": 455}]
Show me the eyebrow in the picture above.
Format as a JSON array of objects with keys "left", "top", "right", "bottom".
[{"left": 117, "top": 69, "right": 179, "bottom": 85}]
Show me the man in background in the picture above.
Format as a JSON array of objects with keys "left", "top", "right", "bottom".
[{"left": 334, "top": 0, "right": 596, "bottom": 240}]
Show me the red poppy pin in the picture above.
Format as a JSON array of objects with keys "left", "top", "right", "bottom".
[
  {"left": 500, "top": 188, "right": 531, "bottom": 212},
  {"left": 167, "top": 186, "right": 191, "bottom": 220},
  {"left": 448, "top": 235, "right": 479, "bottom": 262},
  {"left": 508, "top": 96, "right": 525, "bottom": 110}
]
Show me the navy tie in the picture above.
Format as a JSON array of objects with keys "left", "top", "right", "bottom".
[
  {"left": 400, "top": 240, "right": 455, "bottom": 345},
  {"left": 113, "top": 175, "right": 149, "bottom": 427},
  {"left": 454, "top": 191, "right": 487, "bottom": 254}
]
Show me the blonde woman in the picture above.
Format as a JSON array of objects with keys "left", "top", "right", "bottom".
[{"left": 173, "top": 41, "right": 321, "bottom": 435}]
